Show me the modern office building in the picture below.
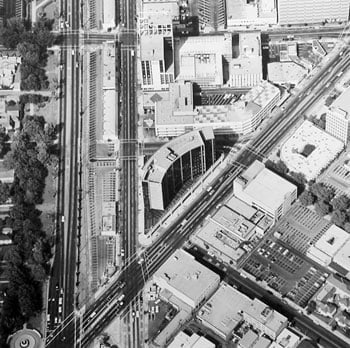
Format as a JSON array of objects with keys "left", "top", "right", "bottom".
[
  {"left": 139, "top": 0, "right": 178, "bottom": 90},
  {"left": 229, "top": 32, "right": 263, "bottom": 87},
  {"left": 277, "top": 0, "right": 349, "bottom": 25},
  {"left": 143, "top": 128, "right": 215, "bottom": 211},
  {"left": 198, "top": 0, "right": 226, "bottom": 32},
  {"left": 233, "top": 160, "right": 297, "bottom": 220},
  {"left": 155, "top": 80, "right": 280, "bottom": 137},
  {"left": 326, "top": 87, "right": 350, "bottom": 144},
  {"left": 153, "top": 249, "right": 220, "bottom": 309}
]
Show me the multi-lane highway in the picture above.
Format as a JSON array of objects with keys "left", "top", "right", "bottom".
[
  {"left": 46, "top": 0, "right": 81, "bottom": 346},
  {"left": 118, "top": 0, "right": 142, "bottom": 345},
  {"left": 62, "top": 45, "right": 350, "bottom": 348}
]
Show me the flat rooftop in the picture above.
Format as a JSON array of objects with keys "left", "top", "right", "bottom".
[
  {"left": 168, "top": 332, "right": 215, "bottom": 348},
  {"left": 196, "top": 220, "right": 245, "bottom": 261},
  {"left": 212, "top": 205, "right": 255, "bottom": 239},
  {"left": 312, "top": 225, "right": 349, "bottom": 258},
  {"left": 280, "top": 120, "right": 344, "bottom": 181},
  {"left": 141, "top": 35, "right": 164, "bottom": 61},
  {"left": 197, "top": 282, "right": 251, "bottom": 338},
  {"left": 243, "top": 298, "right": 288, "bottom": 335},
  {"left": 156, "top": 81, "right": 279, "bottom": 127},
  {"left": 143, "top": 128, "right": 214, "bottom": 183},
  {"left": 333, "top": 238, "right": 350, "bottom": 273},
  {"left": 268, "top": 62, "right": 306, "bottom": 85},
  {"left": 154, "top": 249, "right": 220, "bottom": 305},
  {"left": 331, "top": 86, "right": 350, "bottom": 117},
  {"left": 225, "top": 196, "right": 257, "bottom": 220},
  {"left": 242, "top": 162, "right": 297, "bottom": 213}
]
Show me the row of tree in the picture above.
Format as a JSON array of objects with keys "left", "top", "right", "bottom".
[
  {"left": 0, "top": 17, "right": 55, "bottom": 90},
  {"left": 0, "top": 116, "right": 57, "bottom": 346},
  {"left": 299, "top": 183, "right": 350, "bottom": 231}
]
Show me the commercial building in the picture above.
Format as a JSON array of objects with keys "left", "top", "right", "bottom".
[
  {"left": 242, "top": 298, "right": 288, "bottom": 340},
  {"left": 280, "top": 121, "right": 344, "bottom": 181},
  {"left": 229, "top": 32, "right": 263, "bottom": 88},
  {"left": 197, "top": 282, "right": 251, "bottom": 340},
  {"left": 198, "top": 0, "right": 226, "bottom": 32},
  {"left": 270, "top": 328, "right": 300, "bottom": 348},
  {"left": 326, "top": 87, "right": 350, "bottom": 144},
  {"left": 155, "top": 80, "right": 280, "bottom": 137},
  {"left": 277, "top": 0, "right": 349, "bottom": 25},
  {"left": 153, "top": 249, "right": 220, "bottom": 309},
  {"left": 139, "top": 0, "right": 178, "bottom": 90},
  {"left": 331, "top": 238, "right": 350, "bottom": 279},
  {"left": 176, "top": 34, "right": 233, "bottom": 88},
  {"left": 226, "top": 0, "right": 277, "bottom": 27},
  {"left": 233, "top": 160, "right": 297, "bottom": 220},
  {"left": 191, "top": 196, "right": 273, "bottom": 266},
  {"left": 142, "top": 128, "right": 215, "bottom": 211},
  {"left": 307, "top": 225, "right": 350, "bottom": 266},
  {"left": 168, "top": 331, "right": 215, "bottom": 348}
]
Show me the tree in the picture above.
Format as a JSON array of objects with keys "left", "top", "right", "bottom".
[
  {"left": 344, "top": 222, "right": 350, "bottom": 233},
  {"left": 315, "top": 200, "right": 331, "bottom": 216},
  {"left": 310, "top": 183, "right": 335, "bottom": 203},
  {"left": 331, "top": 209, "right": 347, "bottom": 227},
  {"left": 0, "top": 18, "right": 27, "bottom": 49},
  {"left": 332, "top": 195, "right": 350, "bottom": 211},
  {"left": 299, "top": 190, "right": 315, "bottom": 206},
  {"left": 0, "top": 181, "right": 11, "bottom": 204},
  {"left": 274, "top": 160, "right": 289, "bottom": 175},
  {"left": 307, "top": 300, "right": 317, "bottom": 314}
]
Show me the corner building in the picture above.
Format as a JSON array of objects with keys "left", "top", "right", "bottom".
[{"left": 143, "top": 128, "right": 215, "bottom": 211}]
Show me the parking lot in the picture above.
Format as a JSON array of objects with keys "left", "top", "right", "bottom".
[
  {"left": 274, "top": 204, "right": 331, "bottom": 254},
  {"left": 243, "top": 237, "right": 329, "bottom": 308}
]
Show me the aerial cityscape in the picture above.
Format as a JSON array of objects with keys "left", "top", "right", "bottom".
[{"left": 2, "top": 0, "right": 350, "bottom": 348}]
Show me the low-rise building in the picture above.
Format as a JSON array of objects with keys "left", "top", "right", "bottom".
[
  {"left": 280, "top": 120, "right": 344, "bottom": 181},
  {"left": 270, "top": 328, "right": 300, "bottom": 348},
  {"left": 307, "top": 225, "right": 350, "bottom": 266},
  {"left": 233, "top": 160, "right": 297, "bottom": 221},
  {"left": 191, "top": 196, "right": 273, "bottom": 266},
  {"left": 242, "top": 298, "right": 288, "bottom": 340},
  {"left": 197, "top": 282, "right": 251, "bottom": 340},
  {"left": 331, "top": 238, "right": 350, "bottom": 279},
  {"left": 153, "top": 249, "right": 220, "bottom": 309},
  {"left": 167, "top": 331, "right": 215, "bottom": 348}
]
